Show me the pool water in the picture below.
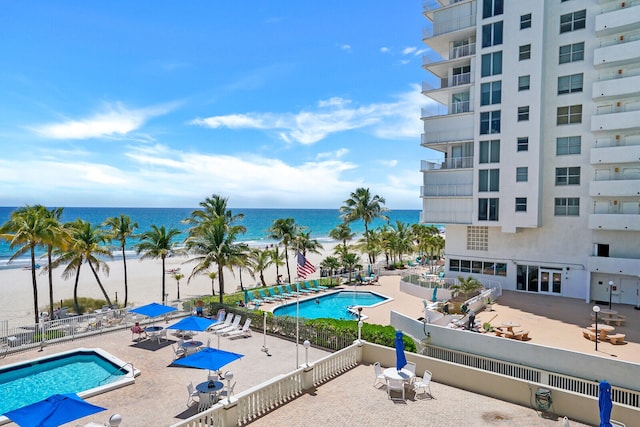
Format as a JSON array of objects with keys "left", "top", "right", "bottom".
[
  {"left": 0, "top": 350, "right": 129, "bottom": 415},
  {"left": 273, "top": 291, "right": 390, "bottom": 320}
]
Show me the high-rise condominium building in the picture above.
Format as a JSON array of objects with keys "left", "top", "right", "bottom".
[{"left": 420, "top": 0, "right": 640, "bottom": 305}]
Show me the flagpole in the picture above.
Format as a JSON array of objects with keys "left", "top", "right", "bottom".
[{"left": 296, "top": 290, "right": 299, "bottom": 368}]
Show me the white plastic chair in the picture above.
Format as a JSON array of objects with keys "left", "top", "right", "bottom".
[
  {"left": 373, "top": 362, "right": 386, "bottom": 388},
  {"left": 186, "top": 382, "right": 199, "bottom": 407},
  {"left": 220, "top": 381, "right": 236, "bottom": 400},
  {"left": 172, "top": 344, "right": 185, "bottom": 360},
  {"left": 413, "top": 369, "right": 433, "bottom": 399},
  {"left": 404, "top": 361, "right": 417, "bottom": 385},
  {"left": 386, "top": 378, "right": 406, "bottom": 402}
]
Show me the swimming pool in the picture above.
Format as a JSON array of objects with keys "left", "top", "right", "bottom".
[
  {"left": 273, "top": 290, "right": 391, "bottom": 320},
  {"left": 0, "top": 348, "right": 138, "bottom": 420}
]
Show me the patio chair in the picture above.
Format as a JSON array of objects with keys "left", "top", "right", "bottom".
[
  {"left": 303, "top": 281, "right": 320, "bottom": 292},
  {"left": 155, "top": 328, "right": 168, "bottom": 344},
  {"left": 215, "top": 315, "right": 241, "bottom": 335},
  {"left": 209, "top": 313, "right": 234, "bottom": 331},
  {"left": 312, "top": 279, "right": 328, "bottom": 290},
  {"left": 267, "top": 287, "right": 284, "bottom": 301},
  {"left": 172, "top": 344, "right": 186, "bottom": 360},
  {"left": 373, "top": 362, "right": 386, "bottom": 389},
  {"left": 226, "top": 318, "right": 252, "bottom": 338},
  {"left": 296, "top": 283, "right": 313, "bottom": 294},
  {"left": 386, "top": 378, "right": 406, "bottom": 402},
  {"left": 404, "top": 361, "right": 417, "bottom": 385},
  {"left": 413, "top": 370, "right": 433, "bottom": 399},
  {"left": 279, "top": 285, "right": 295, "bottom": 298},
  {"left": 219, "top": 381, "right": 236, "bottom": 400},
  {"left": 186, "top": 382, "right": 199, "bottom": 407},
  {"left": 286, "top": 284, "right": 301, "bottom": 296},
  {"left": 258, "top": 289, "right": 277, "bottom": 302},
  {"left": 245, "top": 291, "right": 263, "bottom": 308}
]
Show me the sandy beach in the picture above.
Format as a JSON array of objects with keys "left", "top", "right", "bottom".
[{"left": 0, "top": 243, "right": 339, "bottom": 328}]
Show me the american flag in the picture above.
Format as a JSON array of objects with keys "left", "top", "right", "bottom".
[{"left": 296, "top": 252, "right": 316, "bottom": 279}]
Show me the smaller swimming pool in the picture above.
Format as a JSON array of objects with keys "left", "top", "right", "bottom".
[
  {"left": 0, "top": 348, "right": 138, "bottom": 421},
  {"left": 273, "top": 290, "right": 391, "bottom": 320}
]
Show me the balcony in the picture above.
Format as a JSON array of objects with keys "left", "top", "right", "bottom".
[
  {"left": 590, "top": 199, "right": 640, "bottom": 231},
  {"left": 592, "top": 74, "right": 640, "bottom": 100},
  {"left": 587, "top": 254, "right": 640, "bottom": 275},
  {"left": 420, "top": 206, "right": 472, "bottom": 224},
  {"left": 421, "top": 157, "right": 473, "bottom": 171},
  {"left": 594, "top": 37, "right": 640, "bottom": 68},
  {"left": 421, "top": 183, "right": 473, "bottom": 197},
  {"left": 422, "top": 43, "right": 476, "bottom": 67},
  {"left": 591, "top": 109, "right": 640, "bottom": 132},
  {"left": 591, "top": 138, "right": 640, "bottom": 164},
  {"left": 595, "top": 2, "right": 640, "bottom": 36},
  {"left": 590, "top": 178, "right": 640, "bottom": 196},
  {"left": 421, "top": 101, "right": 471, "bottom": 118},
  {"left": 421, "top": 114, "right": 474, "bottom": 145}
]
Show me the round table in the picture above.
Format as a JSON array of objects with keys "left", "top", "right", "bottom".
[
  {"left": 196, "top": 380, "right": 223, "bottom": 393},
  {"left": 590, "top": 324, "right": 614, "bottom": 340},
  {"left": 383, "top": 367, "right": 415, "bottom": 381},
  {"left": 145, "top": 326, "right": 163, "bottom": 333},
  {"left": 501, "top": 321, "right": 520, "bottom": 332},
  {"left": 196, "top": 380, "right": 223, "bottom": 410},
  {"left": 182, "top": 340, "right": 203, "bottom": 355}
]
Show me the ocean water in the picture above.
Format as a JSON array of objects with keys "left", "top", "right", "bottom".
[{"left": 0, "top": 206, "right": 437, "bottom": 269}]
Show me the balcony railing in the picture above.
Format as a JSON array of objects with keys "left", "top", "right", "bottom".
[
  {"left": 451, "top": 43, "right": 476, "bottom": 59},
  {"left": 442, "top": 72, "right": 471, "bottom": 88},
  {"left": 421, "top": 183, "right": 473, "bottom": 197},
  {"left": 593, "top": 200, "right": 640, "bottom": 214},
  {"left": 594, "top": 134, "right": 640, "bottom": 147},
  {"left": 421, "top": 101, "right": 471, "bottom": 118},
  {"left": 421, "top": 156, "right": 473, "bottom": 170},
  {"left": 594, "top": 167, "right": 640, "bottom": 180}
]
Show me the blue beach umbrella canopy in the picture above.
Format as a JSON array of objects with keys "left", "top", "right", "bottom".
[
  {"left": 599, "top": 380, "right": 613, "bottom": 427},
  {"left": 172, "top": 347, "right": 244, "bottom": 371},
  {"left": 3, "top": 393, "right": 106, "bottom": 427},
  {"left": 395, "top": 330, "right": 407, "bottom": 371},
  {"left": 129, "top": 302, "right": 177, "bottom": 318},
  {"left": 166, "top": 316, "right": 216, "bottom": 332}
]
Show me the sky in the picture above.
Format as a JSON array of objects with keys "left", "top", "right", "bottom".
[{"left": 0, "top": 1, "right": 439, "bottom": 210}]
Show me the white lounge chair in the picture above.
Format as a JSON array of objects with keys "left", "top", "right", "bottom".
[
  {"left": 373, "top": 362, "right": 386, "bottom": 389},
  {"left": 215, "top": 315, "right": 241, "bottom": 335},
  {"left": 413, "top": 369, "right": 433, "bottom": 399},
  {"left": 209, "top": 313, "right": 234, "bottom": 331},
  {"left": 225, "top": 318, "right": 252, "bottom": 338},
  {"left": 386, "top": 378, "right": 406, "bottom": 402}
]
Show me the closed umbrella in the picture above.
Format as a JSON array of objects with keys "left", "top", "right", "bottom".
[
  {"left": 172, "top": 347, "right": 244, "bottom": 372},
  {"left": 3, "top": 393, "right": 106, "bottom": 427},
  {"left": 431, "top": 285, "right": 439, "bottom": 302},
  {"left": 599, "top": 380, "right": 613, "bottom": 427},
  {"left": 395, "top": 330, "right": 407, "bottom": 371}
]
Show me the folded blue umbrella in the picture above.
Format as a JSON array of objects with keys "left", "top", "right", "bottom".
[
  {"left": 599, "top": 380, "right": 613, "bottom": 427},
  {"left": 395, "top": 330, "right": 407, "bottom": 371},
  {"left": 3, "top": 393, "right": 106, "bottom": 427}
]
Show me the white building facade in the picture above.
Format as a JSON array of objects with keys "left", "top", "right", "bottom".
[{"left": 420, "top": 0, "right": 640, "bottom": 305}]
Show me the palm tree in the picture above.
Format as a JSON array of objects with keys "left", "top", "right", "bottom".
[
  {"left": 185, "top": 217, "right": 248, "bottom": 303},
  {"left": 0, "top": 205, "right": 50, "bottom": 323},
  {"left": 320, "top": 256, "right": 340, "bottom": 285},
  {"left": 249, "top": 248, "right": 273, "bottom": 287},
  {"left": 292, "top": 230, "right": 323, "bottom": 258},
  {"left": 136, "top": 225, "right": 181, "bottom": 304},
  {"left": 183, "top": 194, "right": 245, "bottom": 234},
  {"left": 339, "top": 187, "right": 389, "bottom": 264},
  {"left": 38, "top": 206, "right": 68, "bottom": 317},
  {"left": 451, "top": 276, "right": 484, "bottom": 301},
  {"left": 329, "top": 222, "right": 355, "bottom": 248},
  {"left": 207, "top": 271, "right": 218, "bottom": 296},
  {"left": 388, "top": 221, "right": 413, "bottom": 265},
  {"left": 172, "top": 272, "right": 184, "bottom": 299},
  {"left": 270, "top": 245, "right": 286, "bottom": 280},
  {"left": 52, "top": 219, "right": 113, "bottom": 313},
  {"left": 267, "top": 218, "right": 298, "bottom": 282},
  {"left": 103, "top": 214, "right": 138, "bottom": 307}
]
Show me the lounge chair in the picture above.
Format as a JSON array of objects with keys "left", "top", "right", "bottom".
[
  {"left": 312, "top": 279, "right": 328, "bottom": 290},
  {"left": 215, "top": 315, "right": 242, "bottom": 335},
  {"left": 268, "top": 287, "right": 284, "bottom": 301},
  {"left": 303, "top": 281, "right": 320, "bottom": 292},
  {"left": 245, "top": 291, "right": 263, "bottom": 308},
  {"left": 209, "top": 313, "right": 234, "bottom": 331},
  {"left": 279, "top": 285, "right": 295, "bottom": 298},
  {"left": 258, "top": 289, "right": 277, "bottom": 302},
  {"left": 226, "top": 318, "right": 252, "bottom": 338},
  {"left": 286, "top": 284, "right": 301, "bottom": 296},
  {"left": 296, "top": 283, "right": 313, "bottom": 294}
]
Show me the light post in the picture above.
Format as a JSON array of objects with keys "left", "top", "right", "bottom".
[
  {"left": 357, "top": 320, "right": 363, "bottom": 343},
  {"left": 261, "top": 311, "right": 270, "bottom": 356},
  {"left": 295, "top": 291, "right": 300, "bottom": 369},
  {"left": 608, "top": 280, "right": 614, "bottom": 310},
  {"left": 224, "top": 371, "right": 234, "bottom": 403},
  {"left": 593, "top": 305, "right": 600, "bottom": 351},
  {"left": 303, "top": 340, "right": 310, "bottom": 367}
]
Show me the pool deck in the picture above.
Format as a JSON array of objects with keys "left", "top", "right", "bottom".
[{"left": 1, "top": 273, "right": 637, "bottom": 426}]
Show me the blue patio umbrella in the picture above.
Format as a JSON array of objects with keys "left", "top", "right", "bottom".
[
  {"left": 166, "top": 315, "right": 216, "bottom": 332},
  {"left": 128, "top": 302, "right": 177, "bottom": 318},
  {"left": 395, "top": 330, "right": 407, "bottom": 371},
  {"left": 172, "top": 347, "right": 244, "bottom": 371},
  {"left": 3, "top": 393, "right": 106, "bottom": 427},
  {"left": 599, "top": 380, "right": 613, "bottom": 427},
  {"left": 431, "top": 285, "right": 439, "bottom": 302}
]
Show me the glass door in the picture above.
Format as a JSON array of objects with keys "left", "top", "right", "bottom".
[{"left": 539, "top": 269, "right": 562, "bottom": 294}]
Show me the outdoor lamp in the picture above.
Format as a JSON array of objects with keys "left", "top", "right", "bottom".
[
  {"left": 608, "top": 281, "right": 614, "bottom": 310},
  {"left": 358, "top": 320, "right": 363, "bottom": 343},
  {"left": 224, "top": 371, "right": 234, "bottom": 403},
  {"left": 303, "top": 340, "right": 311, "bottom": 367},
  {"left": 593, "top": 305, "right": 600, "bottom": 351},
  {"left": 108, "top": 414, "right": 122, "bottom": 427}
]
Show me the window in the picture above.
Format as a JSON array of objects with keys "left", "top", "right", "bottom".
[
  {"left": 480, "top": 111, "right": 501, "bottom": 134},
  {"left": 479, "top": 169, "right": 500, "bottom": 192},
  {"left": 482, "top": 0, "right": 503, "bottom": 19},
  {"left": 479, "top": 198, "right": 499, "bottom": 221},
  {"left": 482, "top": 22, "right": 503, "bottom": 48},
  {"left": 559, "top": 42, "right": 584, "bottom": 64},
  {"left": 515, "top": 198, "right": 527, "bottom": 212},
  {"left": 556, "top": 136, "right": 581, "bottom": 155},
  {"left": 480, "top": 139, "right": 500, "bottom": 163},
  {"left": 518, "top": 106, "right": 530, "bottom": 121},
  {"left": 481, "top": 52, "right": 502, "bottom": 77},
  {"left": 560, "top": 10, "right": 586, "bottom": 33},
  {"left": 519, "top": 44, "right": 531, "bottom": 60},
  {"left": 520, "top": 13, "right": 532, "bottom": 29},
  {"left": 555, "top": 167, "right": 581, "bottom": 185},
  {"left": 517, "top": 137, "right": 529, "bottom": 152},
  {"left": 480, "top": 81, "right": 502, "bottom": 105},
  {"left": 557, "top": 105, "right": 582, "bottom": 125},
  {"left": 558, "top": 73, "right": 583, "bottom": 94},
  {"left": 518, "top": 75, "right": 530, "bottom": 91},
  {"left": 466, "top": 226, "right": 489, "bottom": 251},
  {"left": 516, "top": 167, "right": 528, "bottom": 182},
  {"left": 555, "top": 197, "right": 579, "bottom": 216}
]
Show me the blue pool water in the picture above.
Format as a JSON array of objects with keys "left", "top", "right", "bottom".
[
  {"left": 0, "top": 350, "right": 128, "bottom": 414},
  {"left": 273, "top": 291, "right": 389, "bottom": 320}
]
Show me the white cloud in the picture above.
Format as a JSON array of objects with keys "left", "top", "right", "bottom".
[
  {"left": 380, "top": 47, "right": 390, "bottom": 53},
  {"left": 379, "top": 159, "right": 398, "bottom": 167},
  {"left": 30, "top": 102, "right": 176, "bottom": 140},
  {"left": 402, "top": 47, "right": 417, "bottom": 56},
  {"left": 192, "top": 85, "right": 432, "bottom": 144},
  {"left": 340, "top": 44, "right": 352, "bottom": 52},
  {"left": 413, "top": 48, "right": 427, "bottom": 56},
  {"left": 316, "top": 148, "right": 349, "bottom": 160}
]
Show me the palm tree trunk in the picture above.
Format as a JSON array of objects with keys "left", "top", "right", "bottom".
[
  {"left": 217, "top": 264, "right": 225, "bottom": 304},
  {"left": 74, "top": 264, "right": 82, "bottom": 314},
  {"left": 30, "top": 246, "right": 39, "bottom": 324},
  {"left": 284, "top": 245, "right": 291, "bottom": 282},
  {"left": 161, "top": 255, "right": 166, "bottom": 304},
  {"left": 122, "top": 244, "right": 129, "bottom": 307},
  {"left": 47, "top": 245, "right": 54, "bottom": 317},
  {"left": 87, "top": 260, "right": 113, "bottom": 306}
]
